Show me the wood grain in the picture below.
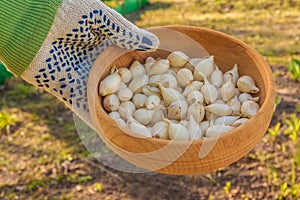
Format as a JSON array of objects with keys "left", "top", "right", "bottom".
[{"left": 87, "top": 25, "right": 275, "bottom": 175}]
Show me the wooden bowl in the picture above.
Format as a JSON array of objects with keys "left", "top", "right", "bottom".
[{"left": 87, "top": 25, "right": 275, "bottom": 175}]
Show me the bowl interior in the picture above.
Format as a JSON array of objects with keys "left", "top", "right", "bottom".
[
  {"left": 98, "top": 29, "right": 266, "bottom": 110},
  {"left": 91, "top": 26, "right": 274, "bottom": 143}
]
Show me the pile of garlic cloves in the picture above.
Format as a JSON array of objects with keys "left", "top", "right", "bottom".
[{"left": 99, "top": 51, "right": 260, "bottom": 140}]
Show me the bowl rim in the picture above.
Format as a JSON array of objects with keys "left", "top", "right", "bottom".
[{"left": 88, "top": 25, "right": 276, "bottom": 146}]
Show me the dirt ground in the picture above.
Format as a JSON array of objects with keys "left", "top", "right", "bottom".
[{"left": 0, "top": 1, "right": 300, "bottom": 200}]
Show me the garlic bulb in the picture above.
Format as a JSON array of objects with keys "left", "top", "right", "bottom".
[
  {"left": 103, "top": 94, "right": 120, "bottom": 112},
  {"left": 168, "top": 100, "right": 188, "bottom": 120},
  {"left": 118, "top": 101, "right": 136, "bottom": 120},
  {"left": 119, "top": 82, "right": 127, "bottom": 90},
  {"left": 176, "top": 68, "right": 194, "bottom": 87},
  {"left": 149, "top": 75, "right": 162, "bottom": 86},
  {"left": 227, "top": 95, "right": 241, "bottom": 115},
  {"left": 166, "top": 120, "right": 189, "bottom": 141},
  {"left": 108, "top": 112, "right": 121, "bottom": 120},
  {"left": 151, "top": 109, "right": 166, "bottom": 125},
  {"left": 158, "top": 83, "right": 185, "bottom": 106},
  {"left": 145, "top": 57, "right": 155, "bottom": 75},
  {"left": 239, "top": 93, "right": 259, "bottom": 103},
  {"left": 187, "top": 102, "right": 205, "bottom": 123},
  {"left": 130, "top": 60, "right": 146, "bottom": 79},
  {"left": 170, "top": 67, "right": 180, "bottom": 73},
  {"left": 118, "top": 68, "right": 132, "bottom": 83},
  {"left": 145, "top": 95, "right": 161, "bottom": 110},
  {"left": 175, "top": 87, "right": 183, "bottom": 93},
  {"left": 99, "top": 73, "right": 121, "bottom": 96},
  {"left": 166, "top": 69, "right": 177, "bottom": 77},
  {"left": 142, "top": 86, "right": 161, "bottom": 98},
  {"left": 220, "top": 76, "right": 235, "bottom": 102},
  {"left": 168, "top": 51, "right": 190, "bottom": 68},
  {"left": 132, "top": 94, "right": 147, "bottom": 108},
  {"left": 215, "top": 99, "right": 226, "bottom": 104},
  {"left": 241, "top": 100, "right": 259, "bottom": 118},
  {"left": 214, "top": 116, "right": 240, "bottom": 125},
  {"left": 237, "top": 76, "right": 259, "bottom": 93},
  {"left": 233, "top": 118, "right": 249, "bottom": 127},
  {"left": 200, "top": 121, "right": 210, "bottom": 131},
  {"left": 133, "top": 108, "right": 154, "bottom": 125},
  {"left": 149, "top": 59, "right": 170, "bottom": 75},
  {"left": 114, "top": 118, "right": 127, "bottom": 128},
  {"left": 182, "top": 81, "right": 203, "bottom": 97},
  {"left": 235, "top": 88, "right": 241, "bottom": 96},
  {"left": 127, "top": 116, "right": 152, "bottom": 138},
  {"left": 160, "top": 74, "right": 177, "bottom": 88},
  {"left": 210, "top": 67, "right": 224, "bottom": 88},
  {"left": 185, "top": 58, "right": 203, "bottom": 70},
  {"left": 194, "top": 56, "right": 215, "bottom": 81},
  {"left": 224, "top": 64, "right": 239, "bottom": 85},
  {"left": 201, "top": 76, "right": 218, "bottom": 104},
  {"left": 152, "top": 122, "right": 168, "bottom": 139},
  {"left": 205, "top": 104, "right": 233, "bottom": 116},
  {"left": 205, "top": 111, "right": 217, "bottom": 121},
  {"left": 118, "top": 88, "right": 133, "bottom": 102},
  {"left": 206, "top": 125, "right": 234, "bottom": 138},
  {"left": 160, "top": 99, "right": 165, "bottom": 107},
  {"left": 188, "top": 115, "right": 203, "bottom": 140},
  {"left": 187, "top": 91, "right": 204, "bottom": 105},
  {"left": 179, "top": 120, "right": 189, "bottom": 127},
  {"left": 129, "top": 74, "right": 149, "bottom": 94},
  {"left": 100, "top": 51, "right": 261, "bottom": 141}
]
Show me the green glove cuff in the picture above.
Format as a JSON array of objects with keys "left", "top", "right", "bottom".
[{"left": 0, "top": 0, "right": 63, "bottom": 76}]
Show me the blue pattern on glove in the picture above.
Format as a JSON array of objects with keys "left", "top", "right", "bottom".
[
  {"left": 33, "top": 9, "right": 155, "bottom": 113},
  {"left": 34, "top": 9, "right": 155, "bottom": 112}
]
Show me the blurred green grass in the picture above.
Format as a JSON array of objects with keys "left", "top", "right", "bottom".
[{"left": 136, "top": 0, "right": 300, "bottom": 66}]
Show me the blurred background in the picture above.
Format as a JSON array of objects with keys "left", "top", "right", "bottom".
[{"left": 0, "top": 0, "right": 299, "bottom": 199}]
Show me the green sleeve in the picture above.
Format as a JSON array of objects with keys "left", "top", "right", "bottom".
[{"left": 0, "top": 0, "right": 63, "bottom": 76}]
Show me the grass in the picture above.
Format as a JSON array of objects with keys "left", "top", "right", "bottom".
[
  {"left": 0, "top": 111, "right": 15, "bottom": 134},
  {"left": 279, "top": 160, "right": 300, "bottom": 199},
  {"left": 283, "top": 114, "right": 300, "bottom": 143},
  {"left": 103, "top": 0, "right": 124, "bottom": 8},
  {"left": 263, "top": 114, "right": 300, "bottom": 199},
  {"left": 0, "top": 79, "right": 90, "bottom": 199},
  {"left": 223, "top": 181, "right": 231, "bottom": 196},
  {"left": 288, "top": 58, "right": 300, "bottom": 81},
  {"left": 274, "top": 96, "right": 282, "bottom": 112},
  {"left": 136, "top": 0, "right": 300, "bottom": 66},
  {"left": 267, "top": 122, "right": 281, "bottom": 142}
]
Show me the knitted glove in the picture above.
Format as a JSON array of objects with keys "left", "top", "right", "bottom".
[{"left": 0, "top": 0, "right": 159, "bottom": 125}]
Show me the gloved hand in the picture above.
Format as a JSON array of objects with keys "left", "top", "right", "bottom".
[{"left": 0, "top": 0, "right": 159, "bottom": 126}]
